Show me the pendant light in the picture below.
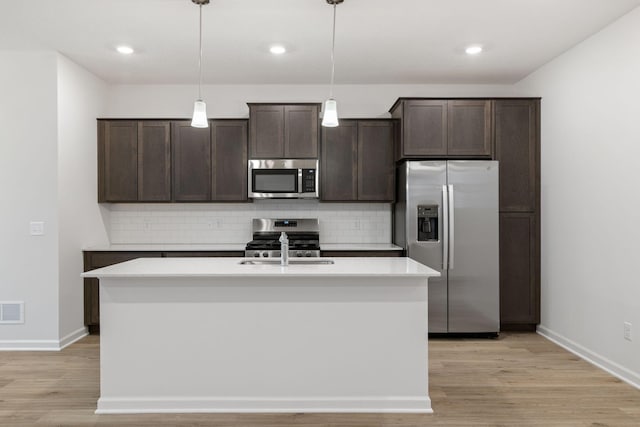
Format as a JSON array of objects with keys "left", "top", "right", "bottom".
[
  {"left": 191, "top": 0, "right": 209, "bottom": 128},
  {"left": 322, "top": 0, "right": 343, "bottom": 128}
]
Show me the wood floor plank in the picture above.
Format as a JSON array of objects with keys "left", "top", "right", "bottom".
[{"left": 1, "top": 333, "right": 639, "bottom": 426}]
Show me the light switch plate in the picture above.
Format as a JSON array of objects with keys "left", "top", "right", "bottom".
[{"left": 30, "top": 221, "right": 44, "bottom": 236}]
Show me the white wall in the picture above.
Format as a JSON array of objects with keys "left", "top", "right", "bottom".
[
  {"left": 515, "top": 7, "right": 640, "bottom": 386},
  {"left": 56, "top": 54, "right": 109, "bottom": 344},
  {"left": 0, "top": 52, "right": 60, "bottom": 347},
  {"left": 105, "top": 83, "right": 517, "bottom": 118}
]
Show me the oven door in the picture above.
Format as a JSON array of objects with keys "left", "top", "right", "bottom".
[{"left": 248, "top": 159, "right": 318, "bottom": 198}]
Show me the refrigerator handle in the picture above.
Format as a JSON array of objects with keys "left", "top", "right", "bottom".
[
  {"left": 448, "top": 184, "right": 455, "bottom": 270},
  {"left": 442, "top": 185, "right": 449, "bottom": 270}
]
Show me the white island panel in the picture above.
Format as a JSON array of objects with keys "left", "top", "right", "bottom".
[{"left": 85, "top": 257, "right": 438, "bottom": 414}]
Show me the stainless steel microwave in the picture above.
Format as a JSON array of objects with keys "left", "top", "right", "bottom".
[{"left": 248, "top": 159, "right": 319, "bottom": 199}]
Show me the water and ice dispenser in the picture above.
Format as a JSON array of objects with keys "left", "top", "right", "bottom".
[{"left": 417, "top": 205, "right": 438, "bottom": 241}]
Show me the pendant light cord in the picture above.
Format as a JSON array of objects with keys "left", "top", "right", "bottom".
[
  {"left": 198, "top": 4, "right": 203, "bottom": 100},
  {"left": 329, "top": 3, "right": 336, "bottom": 98}
]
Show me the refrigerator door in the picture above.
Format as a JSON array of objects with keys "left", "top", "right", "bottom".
[
  {"left": 446, "top": 161, "right": 499, "bottom": 333},
  {"left": 403, "top": 161, "right": 448, "bottom": 333}
]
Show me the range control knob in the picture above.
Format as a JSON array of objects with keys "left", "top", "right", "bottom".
[
  {"left": 261, "top": 252, "right": 268, "bottom": 258},
  {"left": 305, "top": 251, "right": 312, "bottom": 257},
  {"left": 296, "top": 251, "right": 303, "bottom": 257},
  {"left": 253, "top": 252, "right": 260, "bottom": 257}
]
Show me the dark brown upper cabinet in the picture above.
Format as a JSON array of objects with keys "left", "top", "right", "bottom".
[
  {"left": 390, "top": 99, "right": 492, "bottom": 159},
  {"left": 98, "top": 120, "right": 170, "bottom": 202},
  {"left": 99, "top": 119, "right": 247, "bottom": 203},
  {"left": 321, "top": 121, "right": 357, "bottom": 201},
  {"left": 321, "top": 119, "right": 395, "bottom": 202},
  {"left": 447, "top": 100, "right": 492, "bottom": 156},
  {"left": 248, "top": 103, "right": 320, "bottom": 159},
  {"left": 211, "top": 119, "right": 248, "bottom": 202},
  {"left": 171, "top": 121, "right": 212, "bottom": 202},
  {"left": 138, "top": 122, "right": 171, "bottom": 201},
  {"left": 357, "top": 121, "right": 395, "bottom": 201},
  {"left": 495, "top": 99, "right": 540, "bottom": 212}
]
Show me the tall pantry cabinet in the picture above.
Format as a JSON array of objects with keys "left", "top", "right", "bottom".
[{"left": 495, "top": 99, "right": 540, "bottom": 329}]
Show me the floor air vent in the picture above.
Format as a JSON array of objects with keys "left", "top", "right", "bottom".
[{"left": 0, "top": 302, "right": 24, "bottom": 324}]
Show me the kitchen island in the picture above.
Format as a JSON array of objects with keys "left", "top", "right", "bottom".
[{"left": 82, "top": 257, "right": 439, "bottom": 414}]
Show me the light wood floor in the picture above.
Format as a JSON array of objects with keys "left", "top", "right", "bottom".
[{"left": 1, "top": 333, "right": 639, "bottom": 426}]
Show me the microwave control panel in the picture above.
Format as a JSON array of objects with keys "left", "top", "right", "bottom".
[{"left": 302, "top": 169, "right": 316, "bottom": 193}]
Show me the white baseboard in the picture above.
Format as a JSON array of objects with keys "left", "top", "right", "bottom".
[
  {"left": 537, "top": 325, "right": 640, "bottom": 390},
  {"left": 0, "top": 326, "right": 88, "bottom": 351},
  {"left": 59, "top": 326, "right": 88, "bottom": 349},
  {"left": 95, "top": 396, "right": 433, "bottom": 414}
]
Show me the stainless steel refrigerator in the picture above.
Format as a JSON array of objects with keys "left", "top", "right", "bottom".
[{"left": 394, "top": 161, "right": 499, "bottom": 334}]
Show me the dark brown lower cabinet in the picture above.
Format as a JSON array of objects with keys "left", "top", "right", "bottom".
[
  {"left": 83, "top": 250, "right": 243, "bottom": 333},
  {"left": 83, "top": 251, "right": 161, "bottom": 333},
  {"left": 499, "top": 213, "right": 540, "bottom": 328}
]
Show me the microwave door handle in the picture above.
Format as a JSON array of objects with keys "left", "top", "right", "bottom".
[{"left": 298, "top": 169, "right": 303, "bottom": 194}]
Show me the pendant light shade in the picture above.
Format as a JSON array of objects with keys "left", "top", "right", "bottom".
[
  {"left": 321, "top": 99, "right": 339, "bottom": 127},
  {"left": 191, "top": 0, "right": 209, "bottom": 128},
  {"left": 191, "top": 99, "right": 208, "bottom": 128},
  {"left": 322, "top": 0, "right": 343, "bottom": 128}
]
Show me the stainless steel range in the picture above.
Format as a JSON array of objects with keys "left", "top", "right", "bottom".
[{"left": 245, "top": 218, "right": 320, "bottom": 258}]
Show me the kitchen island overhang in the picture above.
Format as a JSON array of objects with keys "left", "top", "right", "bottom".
[{"left": 83, "top": 257, "right": 440, "bottom": 414}]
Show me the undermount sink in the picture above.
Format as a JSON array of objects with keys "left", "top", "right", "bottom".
[{"left": 239, "top": 259, "right": 335, "bottom": 266}]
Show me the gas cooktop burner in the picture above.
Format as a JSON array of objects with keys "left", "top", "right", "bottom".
[
  {"left": 245, "top": 218, "right": 321, "bottom": 258},
  {"left": 246, "top": 239, "right": 320, "bottom": 250}
]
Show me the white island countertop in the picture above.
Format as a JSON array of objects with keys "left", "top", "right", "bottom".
[
  {"left": 90, "top": 256, "right": 438, "bottom": 414},
  {"left": 83, "top": 256, "right": 437, "bottom": 279},
  {"left": 82, "top": 243, "right": 402, "bottom": 252}
]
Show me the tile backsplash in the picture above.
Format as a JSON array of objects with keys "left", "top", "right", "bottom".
[{"left": 108, "top": 201, "right": 391, "bottom": 244}]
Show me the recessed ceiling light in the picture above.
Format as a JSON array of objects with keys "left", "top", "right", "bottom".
[
  {"left": 116, "top": 45, "right": 134, "bottom": 55},
  {"left": 465, "top": 45, "right": 483, "bottom": 55},
  {"left": 269, "top": 45, "right": 286, "bottom": 55}
]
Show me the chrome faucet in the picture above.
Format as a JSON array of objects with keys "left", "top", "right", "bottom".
[{"left": 279, "top": 231, "right": 289, "bottom": 266}]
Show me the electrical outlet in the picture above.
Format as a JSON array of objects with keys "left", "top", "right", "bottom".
[
  {"left": 624, "top": 322, "right": 632, "bottom": 341},
  {"left": 30, "top": 221, "right": 44, "bottom": 236}
]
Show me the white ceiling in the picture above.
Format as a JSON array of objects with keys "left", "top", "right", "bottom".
[{"left": 1, "top": 0, "right": 639, "bottom": 85}]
